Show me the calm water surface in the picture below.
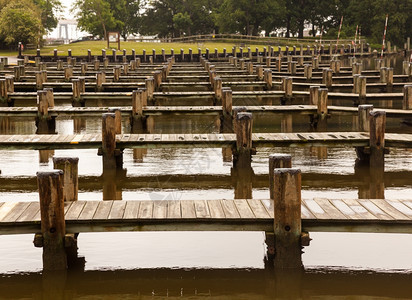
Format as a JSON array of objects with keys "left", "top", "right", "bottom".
[{"left": 0, "top": 55, "right": 412, "bottom": 299}]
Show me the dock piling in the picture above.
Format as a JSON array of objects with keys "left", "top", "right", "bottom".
[{"left": 36, "top": 170, "right": 67, "bottom": 271}]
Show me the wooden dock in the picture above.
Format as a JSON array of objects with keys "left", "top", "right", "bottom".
[{"left": 1, "top": 198, "right": 412, "bottom": 235}]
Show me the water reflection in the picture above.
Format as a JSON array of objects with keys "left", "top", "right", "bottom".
[{"left": 1, "top": 267, "right": 411, "bottom": 299}]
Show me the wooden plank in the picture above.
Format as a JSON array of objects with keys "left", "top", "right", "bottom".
[
  {"left": 0, "top": 202, "right": 19, "bottom": 222},
  {"left": 387, "top": 199, "right": 412, "bottom": 219},
  {"left": 77, "top": 201, "right": 100, "bottom": 220},
  {"left": 220, "top": 200, "right": 240, "bottom": 218},
  {"left": 261, "top": 199, "right": 274, "bottom": 218},
  {"left": 0, "top": 202, "right": 31, "bottom": 222},
  {"left": 330, "top": 199, "right": 358, "bottom": 220},
  {"left": 138, "top": 201, "right": 153, "bottom": 219},
  {"left": 16, "top": 202, "right": 40, "bottom": 222},
  {"left": 358, "top": 199, "right": 393, "bottom": 220},
  {"left": 108, "top": 201, "right": 126, "bottom": 219},
  {"left": 194, "top": 200, "right": 210, "bottom": 218},
  {"left": 93, "top": 201, "right": 113, "bottom": 220},
  {"left": 123, "top": 201, "right": 140, "bottom": 219},
  {"left": 153, "top": 200, "right": 168, "bottom": 219},
  {"left": 341, "top": 199, "right": 377, "bottom": 220},
  {"left": 302, "top": 199, "right": 329, "bottom": 219},
  {"left": 247, "top": 199, "right": 270, "bottom": 218},
  {"left": 314, "top": 198, "right": 347, "bottom": 219},
  {"left": 234, "top": 199, "right": 255, "bottom": 218},
  {"left": 167, "top": 200, "right": 181, "bottom": 219},
  {"left": 65, "top": 201, "right": 86, "bottom": 220},
  {"left": 64, "top": 201, "right": 73, "bottom": 215},
  {"left": 207, "top": 200, "right": 225, "bottom": 218},
  {"left": 370, "top": 199, "right": 409, "bottom": 220},
  {"left": 181, "top": 200, "right": 196, "bottom": 218},
  {"left": 301, "top": 202, "right": 316, "bottom": 219}
]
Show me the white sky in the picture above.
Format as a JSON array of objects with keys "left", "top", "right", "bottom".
[{"left": 59, "top": 0, "right": 76, "bottom": 19}]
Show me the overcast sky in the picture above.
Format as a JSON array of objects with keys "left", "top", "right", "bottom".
[{"left": 60, "top": 0, "right": 76, "bottom": 19}]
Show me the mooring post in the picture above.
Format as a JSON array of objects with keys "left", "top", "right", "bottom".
[
  {"left": 122, "top": 63, "right": 129, "bottom": 75},
  {"left": 256, "top": 65, "right": 264, "bottom": 80},
  {"left": 358, "top": 104, "right": 374, "bottom": 132},
  {"left": 112, "top": 49, "right": 117, "bottom": 62},
  {"left": 221, "top": 88, "right": 233, "bottom": 133},
  {"left": 309, "top": 86, "right": 319, "bottom": 105},
  {"left": 131, "top": 89, "right": 147, "bottom": 132},
  {"left": 153, "top": 70, "right": 162, "bottom": 91},
  {"left": 101, "top": 113, "right": 117, "bottom": 171},
  {"left": 318, "top": 88, "right": 328, "bottom": 117},
  {"left": 322, "top": 68, "right": 333, "bottom": 88},
  {"left": 233, "top": 112, "right": 253, "bottom": 169},
  {"left": 403, "top": 85, "right": 412, "bottom": 109},
  {"left": 282, "top": 77, "right": 293, "bottom": 102},
  {"left": 269, "top": 154, "right": 292, "bottom": 200},
  {"left": 264, "top": 69, "right": 272, "bottom": 89},
  {"left": 96, "top": 71, "right": 106, "bottom": 92},
  {"left": 145, "top": 77, "right": 155, "bottom": 102},
  {"left": 358, "top": 76, "right": 367, "bottom": 104},
  {"left": 386, "top": 67, "right": 394, "bottom": 92},
  {"left": 0, "top": 79, "right": 7, "bottom": 104},
  {"left": 304, "top": 64, "right": 312, "bottom": 80},
  {"left": 272, "top": 168, "right": 302, "bottom": 269},
  {"left": 64, "top": 66, "right": 73, "bottom": 82},
  {"left": 53, "top": 157, "right": 79, "bottom": 202},
  {"left": 36, "top": 90, "right": 55, "bottom": 134},
  {"left": 57, "top": 60, "right": 63, "bottom": 71},
  {"left": 35, "top": 71, "right": 44, "bottom": 90},
  {"left": 214, "top": 77, "right": 222, "bottom": 104},
  {"left": 81, "top": 63, "right": 87, "bottom": 75},
  {"left": 36, "top": 170, "right": 67, "bottom": 271},
  {"left": 113, "top": 66, "right": 121, "bottom": 82},
  {"left": 369, "top": 111, "right": 386, "bottom": 171}
]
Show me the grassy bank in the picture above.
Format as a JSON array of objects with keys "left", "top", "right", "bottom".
[{"left": 0, "top": 41, "right": 278, "bottom": 57}]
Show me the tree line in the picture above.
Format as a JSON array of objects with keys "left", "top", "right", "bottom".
[{"left": 0, "top": 0, "right": 411, "bottom": 49}]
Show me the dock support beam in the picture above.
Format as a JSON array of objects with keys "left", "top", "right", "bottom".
[
  {"left": 220, "top": 88, "right": 233, "bottom": 133},
  {"left": 272, "top": 168, "right": 302, "bottom": 269},
  {"left": 36, "top": 170, "right": 67, "bottom": 271},
  {"left": 233, "top": 112, "right": 253, "bottom": 169},
  {"left": 100, "top": 113, "right": 123, "bottom": 172},
  {"left": 131, "top": 89, "right": 147, "bottom": 132},
  {"left": 36, "top": 90, "right": 56, "bottom": 134}
]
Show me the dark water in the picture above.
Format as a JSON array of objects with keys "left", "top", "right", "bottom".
[{"left": 0, "top": 55, "right": 412, "bottom": 299}]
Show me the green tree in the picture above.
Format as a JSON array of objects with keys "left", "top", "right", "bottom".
[
  {"left": 0, "top": 0, "right": 43, "bottom": 47},
  {"left": 215, "top": 0, "right": 285, "bottom": 36},
  {"left": 33, "top": 0, "right": 63, "bottom": 33},
  {"left": 73, "top": 0, "right": 121, "bottom": 39}
]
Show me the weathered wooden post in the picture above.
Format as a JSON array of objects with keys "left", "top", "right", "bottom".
[
  {"left": 322, "top": 68, "right": 333, "bottom": 88},
  {"left": 282, "top": 77, "right": 293, "bottom": 102},
  {"left": 386, "top": 67, "right": 394, "bottom": 92},
  {"left": 358, "top": 104, "right": 373, "bottom": 132},
  {"left": 304, "top": 64, "right": 312, "bottom": 80},
  {"left": 233, "top": 112, "right": 253, "bottom": 169},
  {"left": 101, "top": 113, "right": 117, "bottom": 171},
  {"left": 113, "top": 66, "right": 121, "bottom": 82},
  {"left": 53, "top": 157, "right": 79, "bottom": 202},
  {"left": 269, "top": 154, "right": 292, "bottom": 200},
  {"left": 57, "top": 60, "right": 63, "bottom": 71},
  {"left": 81, "top": 63, "right": 88, "bottom": 75},
  {"left": 264, "top": 69, "right": 272, "bottom": 89},
  {"left": 189, "top": 48, "right": 193, "bottom": 62},
  {"left": 35, "top": 71, "right": 44, "bottom": 90},
  {"left": 103, "top": 57, "right": 109, "bottom": 68},
  {"left": 143, "top": 49, "right": 147, "bottom": 62},
  {"left": 221, "top": 88, "right": 233, "bottom": 133},
  {"left": 358, "top": 76, "right": 367, "bottom": 104},
  {"left": 214, "top": 77, "right": 222, "bottom": 103},
  {"left": 112, "top": 49, "right": 117, "bottom": 62},
  {"left": 153, "top": 70, "right": 162, "bottom": 91},
  {"left": 309, "top": 86, "right": 319, "bottom": 105},
  {"left": 256, "top": 65, "right": 264, "bottom": 80},
  {"left": 369, "top": 111, "right": 386, "bottom": 171},
  {"left": 271, "top": 168, "right": 302, "bottom": 269},
  {"left": 36, "top": 90, "right": 56, "bottom": 134},
  {"left": 380, "top": 67, "right": 387, "bottom": 83},
  {"left": 36, "top": 170, "right": 67, "bottom": 271},
  {"left": 64, "top": 66, "right": 73, "bottom": 82},
  {"left": 96, "top": 71, "right": 106, "bottom": 92},
  {"left": 0, "top": 79, "right": 7, "bottom": 103},
  {"left": 318, "top": 88, "right": 328, "bottom": 117},
  {"left": 246, "top": 62, "right": 254, "bottom": 75},
  {"left": 131, "top": 89, "right": 147, "bottom": 132},
  {"left": 403, "top": 85, "right": 412, "bottom": 109},
  {"left": 145, "top": 77, "right": 154, "bottom": 102},
  {"left": 13, "top": 66, "right": 21, "bottom": 82},
  {"left": 312, "top": 57, "right": 319, "bottom": 70}
]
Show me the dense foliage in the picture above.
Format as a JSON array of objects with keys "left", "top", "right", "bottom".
[
  {"left": 0, "top": 0, "right": 411, "bottom": 48},
  {"left": 0, "top": 0, "right": 61, "bottom": 48}
]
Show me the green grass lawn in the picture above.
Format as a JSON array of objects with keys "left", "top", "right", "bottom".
[{"left": 0, "top": 41, "right": 283, "bottom": 57}]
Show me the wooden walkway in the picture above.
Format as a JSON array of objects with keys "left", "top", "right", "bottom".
[
  {"left": 1, "top": 105, "right": 412, "bottom": 118},
  {"left": 1, "top": 198, "right": 412, "bottom": 235}
]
